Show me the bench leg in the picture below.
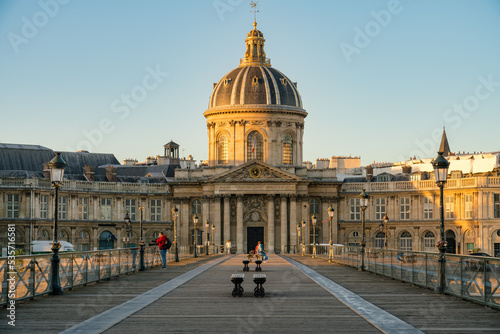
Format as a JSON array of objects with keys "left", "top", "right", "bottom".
[
  {"left": 232, "top": 281, "right": 244, "bottom": 297},
  {"left": 243, "top": 263, "right": 249, "bottom": 272},
  {"left": 255, "top": 263, "right": 262, "bottom": 272},
  {"left": 253, "top": 282, "right": 265, "bottom": 297}
]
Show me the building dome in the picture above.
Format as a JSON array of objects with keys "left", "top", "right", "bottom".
[
  {"left": 204, "top": 22, "right": 307, "bottom": 168},
  {"left": 207, "top": 22, "right": 304, "bottom": 112}
]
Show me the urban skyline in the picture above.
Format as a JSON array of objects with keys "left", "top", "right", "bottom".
[{"left": 1, "top": 0, "right": 499, "bottom": 165}]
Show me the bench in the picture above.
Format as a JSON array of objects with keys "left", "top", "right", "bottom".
[
  {"left": 255, "top": 259, "right": 263, "bottom": 271},
  {"left": 253, "top": 274, "right": 266, "bottom": 297},
  {"left": 231, "top": 274, "right": 244, "bottom": 297},
  {"left": 242, "top": 260, "right": 250, "bottom": 272}
]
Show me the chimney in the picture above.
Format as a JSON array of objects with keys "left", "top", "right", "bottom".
[
  {"left": 365, "top": 165, "right": 374, "bottom": 181},
  {"left": 43, "top": 162, "right": 50, "bottom": 179},
  {"left": 106, "top": 166, "right": 117, "bottom": 182},
  {"left": 83, "top": 165, "right": 95, "bottom": 181}
]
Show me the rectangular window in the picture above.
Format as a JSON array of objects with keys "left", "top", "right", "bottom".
[
  {"left": 445, "top": 195, "right": 454, "bottom": 219},
  {"left": 375, "top": 198, "right": 386, "bottom": 220},
  {"left": 467, "top": 243, "right": 475, "bottom": 253},
  {"left": 399, "top": 197, "right": 410, "bottom": 220},
  {"left": 151, "top": 199, "right": 162, "bottom": 221},
  {"left": 101, "top": 198, "right": 112, "bottom": 220},
  {"left": 40, "top": 195, "right": 48, "bottom": 219},
  {"left": 125, "top": 199, "right": 136, "bottom": 220},
  {"left": 494, "top": 194, "right": 500, "bottom": 218},
  {"left": 79, "top": 197, "right": 89, "bottom": 220},
  {"left": 58, "top": 196, "right": 67, "bottom": 220},
  {"left": 464, "top": 194, "right": 472, "bottom": 219},
  {"left": 423, "top": 197, "right": 433, "bottom": 220},
  {"left": 7, "top": 194, "right": 19, "bottom": 218},
  {"left": 350, "top": 198, "right": 360, "bottom": 221}
]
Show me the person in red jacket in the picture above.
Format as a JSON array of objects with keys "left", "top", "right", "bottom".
[{"left": 156, "top": 231, "right": 167, "bottom": 269}]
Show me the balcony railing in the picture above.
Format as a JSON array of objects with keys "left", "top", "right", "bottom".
[
  {"left": 341, "top": 176, "right": 499, "bottom": 193},
  {"left": 0, "top": 178, "right": 171, "bottom": 194}
]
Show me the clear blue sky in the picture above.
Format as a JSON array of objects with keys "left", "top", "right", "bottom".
[{"left": 1, "top": 0, "right": 499, "bottom": 166}]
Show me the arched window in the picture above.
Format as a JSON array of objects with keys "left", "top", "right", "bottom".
[
  {"left": 217, "top": 134, "right": 228, "bottom": 164},
  {"left": 423, "top": 231, "right": 435, "bottom": 252},
  {"left": 400, "top": 231, "right": 412, "bottom": 251},
  {"left": 375, "top": 231, "right": 386, "bottom": 248},
  {"left": 192, "top": 199, "right": 202, "bottom": 214},
  {"left": 247, "top": 131, "right": 263, "bottom": 161},
  {"left": 283, "top": 134, "right": 293, "bottom": 165}
]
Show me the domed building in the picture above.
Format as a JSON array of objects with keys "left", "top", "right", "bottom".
[{"left": 205, "top": 22, "right": 307, "bottom": 167}]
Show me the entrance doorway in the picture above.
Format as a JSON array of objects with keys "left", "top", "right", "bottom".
[
  {"left": 445, "top": 230, "right": 456, "bottom": 254},
  {"left": 247, "top": 227, "right": 264, "bottom": 254}
]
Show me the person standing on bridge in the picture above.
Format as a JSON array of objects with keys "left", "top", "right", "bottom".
[
  {"left": 225, "top": 240, "right": 231, "bottom": 254},
  {"left": 256, "top": 241, "right": 268, "bottom": 262},
  {"left": 156, "top": 231, "right": 168, "bottom": 269}
]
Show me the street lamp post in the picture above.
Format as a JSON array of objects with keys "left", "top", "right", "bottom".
[
  {"left": 139, "top": 207, "right": 145, "bottom": 271},
  {"left": 301, "top": 220, "right": 306, "bottom": 256},
  {"left": 193, "top": 214, "right": 198, "bottom": 258},
  {"left": 311, "top": 214, "right": 317, "bottom": 258},
  {"left": 433, "top": 151, "right": 450, "bottom": 294},
  {"left": 327, "top": 205, "right": 335, "bottom": 262},
  {"left": 297, "top": 223, "right": 301, "bottom": 254},
  {"left": 171, "top": 206, "right": 179, "bottom": 262},
  {"left": 211, "top": 224, "right": 215, "bottom": 254},
  {"left": 205, "top": 220, "right": 209, "bottom": 255},
  {"left": 48, "top": 152, "right": 66, "bottom": 295},
  {"left": 379, "top": 214, "right": 389, "bottom": 249},
  {"left": 359, "top": 189, "right": 370, "bottom": 271}
]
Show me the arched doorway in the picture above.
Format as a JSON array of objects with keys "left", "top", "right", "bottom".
[
  {"left": 445, "top": 230, "right": 456, "bottom": 254},
  {"left": 492, "top": 229, "right": 500, "bottom": 257},
  {"left": 99, "top": 230, "right": 116, "bottom": 250}
]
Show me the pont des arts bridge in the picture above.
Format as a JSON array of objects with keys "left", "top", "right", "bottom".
[{"left": 1, "top": 245, "right": 500, "bottom": 333}]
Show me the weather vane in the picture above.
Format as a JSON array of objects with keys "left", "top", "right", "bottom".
[{"left": 250, "top": 1, "right": 260, "bottom": 22}]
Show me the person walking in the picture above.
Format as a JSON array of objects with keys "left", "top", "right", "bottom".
[
  {"left": 225, "top": 240, "right": 232, "bottom": 254},
  {"left": 156, "top": 231, "right": 168, "bottom": 269}
]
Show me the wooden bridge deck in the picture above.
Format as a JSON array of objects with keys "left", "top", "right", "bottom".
[{"left": 1, "top": 254, "right": 499, "bottom": 333}]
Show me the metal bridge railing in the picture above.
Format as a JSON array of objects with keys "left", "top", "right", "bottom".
[
  {"left": 297, "top": 245, "right": 500, "bottom": 309},
  {"left": 0, "top": 245, "right": 220, "bottom": 306}
]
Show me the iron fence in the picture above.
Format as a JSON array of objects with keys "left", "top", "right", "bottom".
[
  {"left": 298, "top": 245, "right": 500, "bottom": 309},
  {"left": 0, "top": 245, "right": 221, "bottom": 306}
]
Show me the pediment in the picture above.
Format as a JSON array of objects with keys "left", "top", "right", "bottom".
[{"left": 208, "top": 161, "right": 302, "bottom": 182}]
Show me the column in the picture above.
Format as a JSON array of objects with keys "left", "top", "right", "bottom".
[
  {"left": 289, "top": 195, "right": 297, "bottom": 251},
  {"left": 267, "top": 195, "right": 275, "bottom": 253},
  {"left": 236, "top": 195, "right": 244, "bottom": 254},
  {"left": 321, "top": 199, "right": 330, "bottom": 243},
  {"left": 116, "top": 196, "right": 122, "bottom": 221},
  {"left": 211, "top": 196, "right": 222, "bottom": 245},
  {"left": 223, "top": 195, "right": 231, "bottom": 244},
  {"left": 333, "top": 200, "right": 339, "bottom": 244},
  {"left": 181, "top": 198, "right": 189, "bottom": 246},
  {"left": 280, "top": 195, "right": 287, "bottom": 253},
  {"left": 202, "top": 196, "right": 210, "bottom": 244}
]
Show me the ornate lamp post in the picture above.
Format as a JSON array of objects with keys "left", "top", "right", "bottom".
[
  {"left": 48, "top": 152, "right": 66, "bottom": 295},
  {"left": 123, "top": 212, "right": 132, "bottom": 248},
  {"left": 379, "top": 214, "right": 389, "bottom": 249},
  {"left": 205, "top": 220, "right": 209, "bottom": 255},
  {"left": 327, "top": 205, "right": 335, "bottom": 262},
  {"left": 297, "top": 223, "right": 301, "bottom": 254},
  {"left": 301, "top": 220, "right": 306, "bottom": 256},
  {"left": 433, "top": 151, "right": 450, "bottom": 294},
  {"left": 171, "top": 206, "right": 179, "bottom": 262},
  {"left": 211, "top": 224, "right": 215, "bottom": 253},
  {"left": 311, "top": 214, "right": 317, "bottom": 258},
  {"left": 359, "top": 189, "right": 370, "bottom": 271},
  {"left": 139, "top": 207, "right": 145, "bottom": 271},
  {"left": 193, "top": 214, "right": 198, "bottom": 258}
]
